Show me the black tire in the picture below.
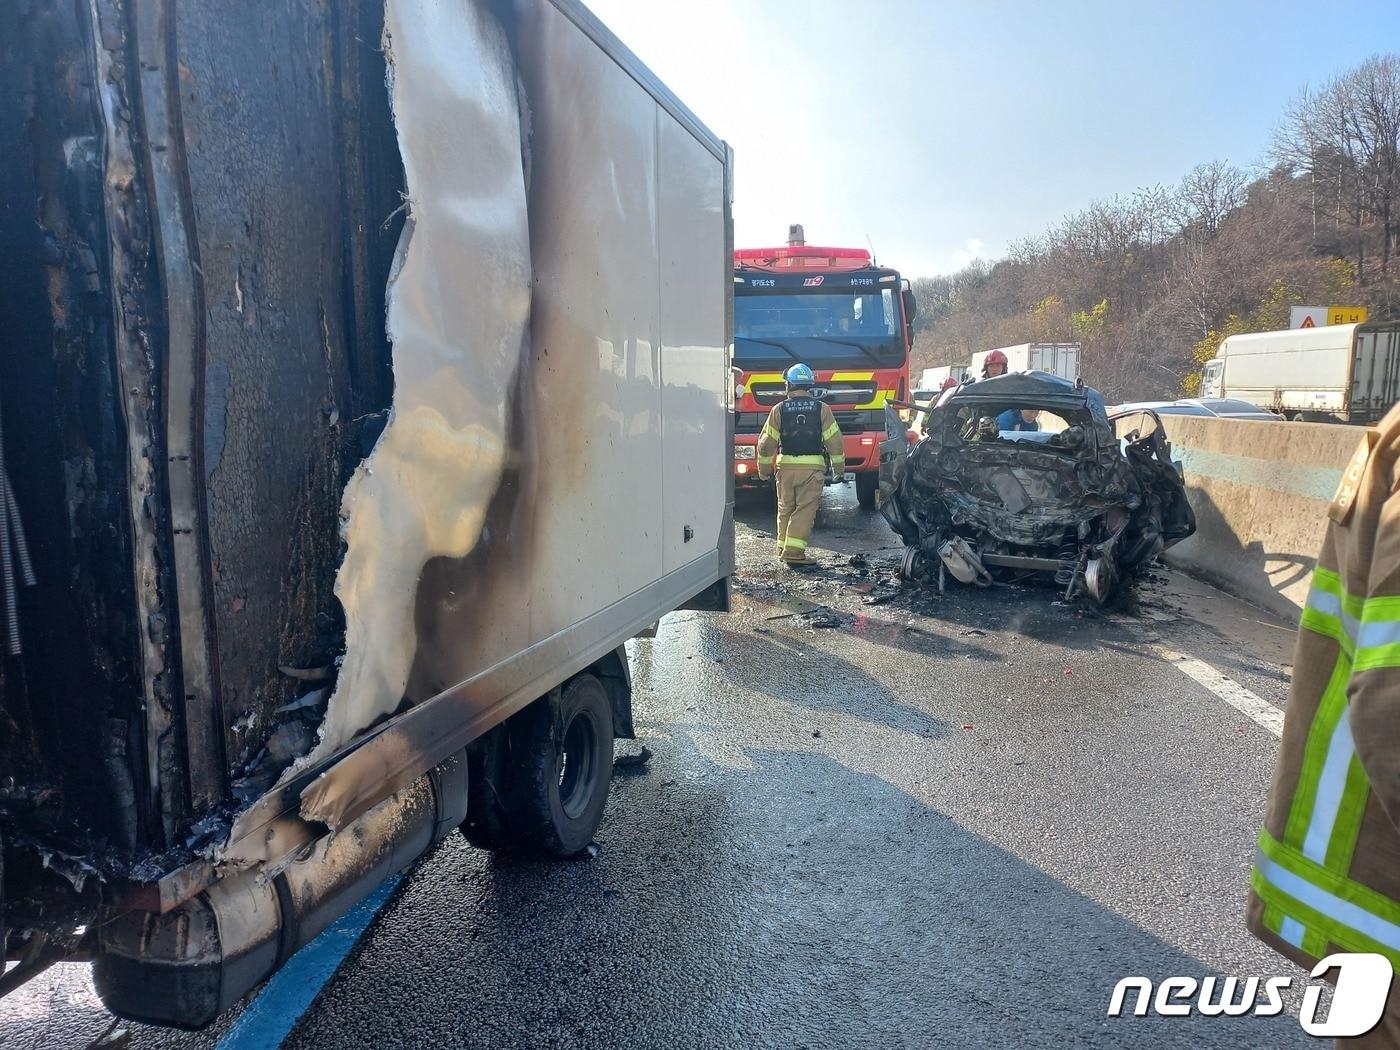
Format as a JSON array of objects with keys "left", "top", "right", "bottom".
[
  {"left": 461, "top": 725, "right": 518, "bottom": 851},
  {"left": 505, "top": 674, "right": 614, "bottom": 857},
  {"left": 855, "top": 471, "right": 878, "bottom": 510}
]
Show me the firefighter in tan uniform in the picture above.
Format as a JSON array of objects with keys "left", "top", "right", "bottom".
[
  {"left": 756, "top": 364, "right": 845, "bottom": 567},
  {"left": 1247, "top": 402, "right": 1400, "bottom": 1045}
]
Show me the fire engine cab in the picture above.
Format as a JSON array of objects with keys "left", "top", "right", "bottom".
[{"left": 732, "top": 225, "right": 917, "bottom": 509}]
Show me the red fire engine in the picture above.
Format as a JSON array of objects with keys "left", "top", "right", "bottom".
[{"left": 732, "top": 225, "right": 917, "bottom": 508}]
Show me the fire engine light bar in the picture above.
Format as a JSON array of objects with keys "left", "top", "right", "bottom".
[
  {"left": 734, "top": 246, "right": 871, "bottom": 262},
  {"left": 880, "top": 274, "right": 897, "bottom": 283}
]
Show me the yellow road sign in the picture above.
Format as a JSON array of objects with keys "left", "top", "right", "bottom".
[{"left": 1328, "top": 305, "right": 1368, "bottom": 325}]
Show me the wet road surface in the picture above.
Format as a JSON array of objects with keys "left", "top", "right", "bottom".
[{"left": 4, "top": 482, "right": 1313, "bottom": 1048}]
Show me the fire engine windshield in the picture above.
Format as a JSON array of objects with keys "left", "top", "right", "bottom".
[{"left": 735, "top": 289, "right": 906, "bottom": 368}]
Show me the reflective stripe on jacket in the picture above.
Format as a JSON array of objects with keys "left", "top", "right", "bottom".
[
  {"left": 756, "top": 397, "right": 845, "bottom": 475},
  {"left": 1248, "top": 403, "right": 1400, "bottom": 974}
]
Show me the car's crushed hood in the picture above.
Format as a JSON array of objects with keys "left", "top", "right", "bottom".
[{"left": 904, "top": 433, "right": 1140, "bottom": 548}]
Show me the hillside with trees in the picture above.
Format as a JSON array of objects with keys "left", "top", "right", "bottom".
[{"left": 911, "top": 53, "right": 1400, "bottom": 402}]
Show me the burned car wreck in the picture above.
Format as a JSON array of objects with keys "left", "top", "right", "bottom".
[{"left": 879, "top": 372, "right": 1195, "bottom": 603}]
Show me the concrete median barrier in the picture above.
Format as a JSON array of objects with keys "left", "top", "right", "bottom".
[{"left": 1152, "top": 416, "right": 1367, "bottom": 620}]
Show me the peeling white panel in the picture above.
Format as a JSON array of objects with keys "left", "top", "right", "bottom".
[
  {"left": 294, "top": 0, "right": 731, "bottom": 778},
  {"left": 308, "top": 0, "right": 530, "bottom": 760}
]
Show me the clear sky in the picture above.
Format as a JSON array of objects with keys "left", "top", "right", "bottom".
[{"left": 585, "top": 0, "right": 1400, "bottom": 278}]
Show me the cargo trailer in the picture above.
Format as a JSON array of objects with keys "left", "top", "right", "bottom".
[
  {"left": 919, "top": 364, "right": 970, "bottom": 389},
  {"left": 1200, "top": 323, "right": 1400, "bottom": 424},
  {"left": 0, "top": 0, "right": 732, "bottom": 1027},
  {"left": 970, "top": 343, "right": 1081, "bottom": 382}
]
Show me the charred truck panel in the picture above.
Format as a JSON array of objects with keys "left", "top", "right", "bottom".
[
  {"left": 0, "top": 0, "right": 732, "bottom": 1026},
  {"left": 881, "top": 372, "right": 1194, "bottom": 603}
]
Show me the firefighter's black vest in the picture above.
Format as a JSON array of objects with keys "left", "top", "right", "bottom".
[{"left": 778, "top": 396, "right": 824, "bottom": 455}]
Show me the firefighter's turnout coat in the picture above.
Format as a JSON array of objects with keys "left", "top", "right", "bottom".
[
  {"left": 756, "top": 393, "right": 845, "bottom": 562},
  {"left": 1248, "top": 403, "right": 1400, "bottom": 1040}
]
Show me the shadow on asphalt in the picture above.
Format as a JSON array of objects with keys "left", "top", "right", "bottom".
[
  {"left": 1201, "top": 651, "right": 1292, "bottom": 686},
  {"left": 282, "top": 732, "right": 1309, "bottom": 1050},
  {"left": 710, "top": 626, "right": 951, "bottom": 739},
  {"left": 150, "top": 574, "right": 1313, "bottom": 1050},
  {"left": 740, "top": 570, "right": 1138, "bottom": 659},
  {"left": 892, "top": 582, "right": 1146, "bottom": 656},
  {"left": 734, "top": 486, "right": 776, "bottom": 519}
]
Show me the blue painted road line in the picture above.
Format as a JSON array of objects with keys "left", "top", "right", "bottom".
[{"left": 215, "top": 874, "right": 402, "bottom": 1050}]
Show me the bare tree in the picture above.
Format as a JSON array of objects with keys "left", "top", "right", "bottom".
[
  {"left": 1351, "top": 55, "right": 1400, "bottom": 273},
  {"left": 1275, "top": 89, "right": 1322, "bottom": 244},
  {"left": 1275, "top": 55, "right": 1400, "bottom": 276},
  {"left": 1165, "top": 233, "right": 1224, "bottom": 341},
  {"left": 1175, "top": 161, "right": 1248, "bottom": 236},
  {"left": 913, "top": 53, "right": 1398, "bottom": 400}
]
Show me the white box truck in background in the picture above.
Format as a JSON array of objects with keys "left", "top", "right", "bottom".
[
  {"left": 970, "top": 343, "right": 1081, "bottom": 382},
  {"left": 918, "top": 364, "right": 971, "bottom": 391},
  {"left": 0, "top": 0, "right": 732, "bottom": 1027},
  {"left": 1200, "top": 323, "right": 1400, "bottom": 423}
]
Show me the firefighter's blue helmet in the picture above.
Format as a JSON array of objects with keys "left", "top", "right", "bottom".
[{"left": 784, "top": 363, "right": 815, "bottom": 388}]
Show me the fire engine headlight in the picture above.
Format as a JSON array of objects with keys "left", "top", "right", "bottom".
[{"left": 734, "top": 446, "right": 756, "bottom": 460}]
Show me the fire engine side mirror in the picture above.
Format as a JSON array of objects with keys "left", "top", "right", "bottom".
[{"left": 902, "top": 286, "right": 918, "bottom": 322}]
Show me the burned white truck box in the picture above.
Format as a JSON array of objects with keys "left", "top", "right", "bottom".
[{"left": 0, "top": 0, "right": 732, "bottom": 1025}]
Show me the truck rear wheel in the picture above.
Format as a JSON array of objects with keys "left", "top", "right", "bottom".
[
  {"left": 505, "top": 674, "right": 615, "bottom": 857},
  {"left": 855, "top": 471, "right": 878, "bottom": 509}
]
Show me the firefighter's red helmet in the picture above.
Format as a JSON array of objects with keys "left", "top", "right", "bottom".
[{"left": 986, "top": 350, "right": 1008, "bottom": 367}]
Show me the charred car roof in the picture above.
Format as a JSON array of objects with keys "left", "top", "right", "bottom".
[{"left": 941, "top": 371, "right": 1107, "bottom": 417}]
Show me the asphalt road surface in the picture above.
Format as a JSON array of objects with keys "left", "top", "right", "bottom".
[{"left": 4, "top": 482, "right": 1318, "bottom": 1049}]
